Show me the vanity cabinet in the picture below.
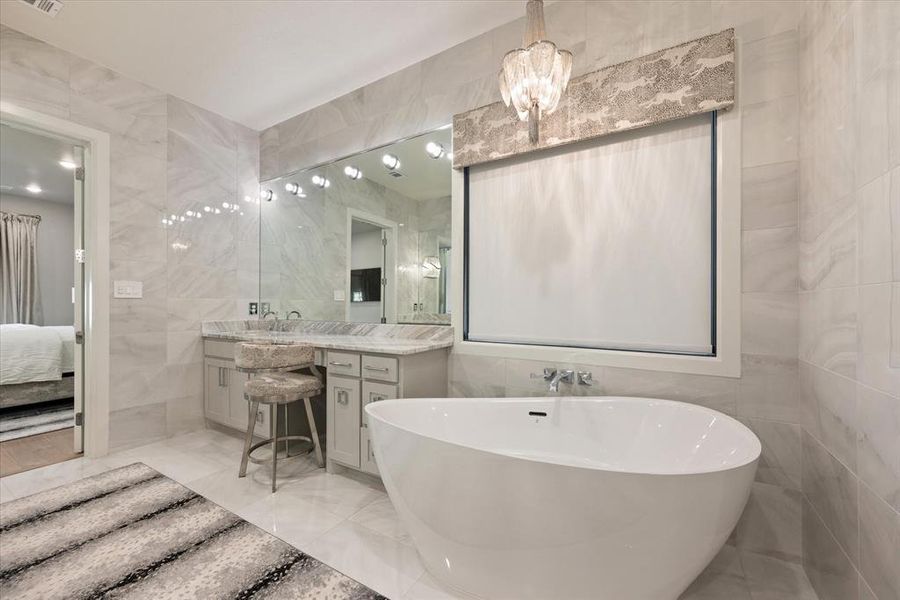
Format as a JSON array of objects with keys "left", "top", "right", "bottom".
[
  {"left": 325, "top": 349, "right": 447, "bottom": 477},
  {"left": 202, "top": 338, "right": 448, "bottom": 477},
  {"left": 203, "top": 354, "right": 270, "bottom": 437}
]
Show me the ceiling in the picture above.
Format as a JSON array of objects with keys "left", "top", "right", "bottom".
[
  {"left": 0, "top": 0, "right": 528, "bottom": 131},
  {"left": 0, "top": 124, "right": 77, "bottom": 205}
]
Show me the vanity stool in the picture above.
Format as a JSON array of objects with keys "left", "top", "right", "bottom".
[{"left": 234, "top": 342, "right": 324, "bottom": 492}]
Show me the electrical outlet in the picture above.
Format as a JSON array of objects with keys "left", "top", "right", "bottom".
[{"left": 248, "top": 302, "right": 258, "bottom": 316}]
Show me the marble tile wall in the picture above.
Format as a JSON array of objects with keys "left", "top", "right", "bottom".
[
  {"left": 0, "top": 25, "right": 259, "bottom": 450},
  {"left": 797, "top": 2, "right": 899, "bottom": 599},
  {"left": 259, "top": 169, "right": 421, "bottom": 321},
  {"left": 258, "top": 0, "right": 808, "bottom": 568}
]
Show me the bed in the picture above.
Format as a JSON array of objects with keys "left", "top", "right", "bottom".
[{"left": 0, "top": 324, "right": 76, "bottom": 409}]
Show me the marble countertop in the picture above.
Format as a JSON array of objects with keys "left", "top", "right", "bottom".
[{"left": 202, "top": 330, "right": 453, "bottom": 355}]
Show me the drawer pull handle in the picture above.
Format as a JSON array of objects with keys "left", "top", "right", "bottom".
[
  {"left": 329, "top": 361, "right": 353, "bottom": 367},
  {"left": 364, "top": 366, "right": 390, "bottom": 372}
]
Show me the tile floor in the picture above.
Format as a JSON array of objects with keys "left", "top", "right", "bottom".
[{"left": 0, "top": 428, "right": 819, "bottom": 600}]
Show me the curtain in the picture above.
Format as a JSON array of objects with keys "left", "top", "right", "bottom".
[{"left": 1, "top": 211, "right": 43, "bottom": 325}]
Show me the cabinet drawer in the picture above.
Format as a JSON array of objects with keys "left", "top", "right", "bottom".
[
  {"left": 361, "top": 354, "right": 398, "bottom": 382},
  {"left": 204, "top": 340, "right": 236, "bottom": 359},
  {"left": 361, "top": 381, "right": 397, "bottom": 428},
  {"left": 326, "top": 351, "right": 360, "bottom": 377}
]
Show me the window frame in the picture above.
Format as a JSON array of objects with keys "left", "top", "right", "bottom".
[{"left": 449, "top": 107, "right": 741, "bottom": 378}]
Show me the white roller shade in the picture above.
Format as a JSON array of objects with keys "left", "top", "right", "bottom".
[{"left": 466, "top": 113, "right": 714, "bottom": 355}]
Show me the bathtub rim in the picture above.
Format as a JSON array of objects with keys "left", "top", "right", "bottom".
[{"left": 366, "top": 395, "right": 761, "bottom": 477}]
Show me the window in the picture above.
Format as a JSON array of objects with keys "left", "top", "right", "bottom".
[{"left": 464, "top": 112, "right": 716, "bottom": 356}]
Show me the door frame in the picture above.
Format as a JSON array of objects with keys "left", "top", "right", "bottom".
[
  {"left": 345, "top": 208, "right": 398, "bottom": 323},
  {"left": 1, "top": 101, "right": 111, "bottom": 457}
]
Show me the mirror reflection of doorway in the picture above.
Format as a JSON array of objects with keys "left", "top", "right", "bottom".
[
  {"left": 347, "top": 216, "right": 396, "bottom": 323},
  {"left": 0, "top": 123, "right": 85, "bottom": 476}
]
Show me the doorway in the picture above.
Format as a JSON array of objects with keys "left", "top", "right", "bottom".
[
  {"left": 0, "top": 118, "right": 92, "bottom": 476},
  {"left": 346, "top": 211, "right": 397, "bottom": 324}
]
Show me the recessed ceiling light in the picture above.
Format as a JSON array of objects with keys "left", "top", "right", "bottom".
[
  {"left": 311, "top": 175, "right": 330, "bottom": 189},
  {"left": 58, "top": 160, "right": 77, "bottom": 170},
  {"left": 343, "top": 165, "right": 362, "bottom": 180},
  {"left": 25, "top": 184, "right": 42, "bottom": 194},
  {"left": 425, "top": 142, "right": 444, "bottom": 159},
  {"left": 382, "top": 154, "right": 401, "bottom": 171}
]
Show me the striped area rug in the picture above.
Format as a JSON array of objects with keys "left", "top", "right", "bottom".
[
  {"left": 0, "top": 401, "right": 74, "bottom": 442},
  {"left": 0, "top": 463, "right": 386, "bottom": 599}
]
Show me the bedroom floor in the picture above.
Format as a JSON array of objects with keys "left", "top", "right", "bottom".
[{"left": 0, "top": 427, "right": 80, "bottom": 477}]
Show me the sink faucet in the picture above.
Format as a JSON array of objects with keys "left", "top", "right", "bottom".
[
  {"left": 535, "top": 368, "right": 574, "bottom": 392},
  {"left": 286, "top": 310, "right": 301, "bottom": 319},
  {"left": 262, "top": 311, "right": 277, "bottom": 320}
]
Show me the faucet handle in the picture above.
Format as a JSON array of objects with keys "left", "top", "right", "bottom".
[
  {"left": 530, "top": 368, "right": 557, "bottom": 380},
  {"left": 576, "top": 371, "right": 593, "bottom": 386}
]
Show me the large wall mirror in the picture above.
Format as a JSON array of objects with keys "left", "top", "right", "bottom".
[{"left": 259, "top": 127, "right": 452, "bottom": 325}]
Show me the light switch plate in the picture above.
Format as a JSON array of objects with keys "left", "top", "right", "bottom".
[
  {"left": 333, "top": 289, "right": 346, "bottom": 301},
  {"left": 113, "top": 280, "right": 143, "bottom": 299}
]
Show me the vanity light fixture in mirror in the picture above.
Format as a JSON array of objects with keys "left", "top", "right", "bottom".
[
  {"left": 285, "top": 182, "right": 306, "bottom": 197},
  {"left": 425, "top": 142, "right": 445, "bottom": 159},
  {"left": 311, "top": 174, "right": 330, "bottom": 188},
  {"left": 260, "top": 189, "right": 275, "bottom": 202},
  {"left": 343, "top": 165, "right": 363, "bottom": 180},
  {"left": 382, "top": 153, "right": 401, "bottom": 171}
]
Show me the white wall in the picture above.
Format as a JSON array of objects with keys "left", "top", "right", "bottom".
[
  {"left": 348, "top": 228, "right": 383, "bottom": 323},
  {"left": 0, "top": 193, "right": 74, "bottom": 325}
]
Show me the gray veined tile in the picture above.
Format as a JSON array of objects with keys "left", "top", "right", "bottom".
[
  {"left": 799, "top": 198, "right": 857, "bottom": 291},
  {"left": 857, "top": 382, "right": 900, "bottom": 511},
  {"left": 733, "top": 482, "right": 802, "bottom": 562},
  {"left": 741, "top": 292, "right": 799, "bottom": 358},
  {"left": 858, "top": 283, "right": 900, "bottom": 397},
  {"left": 740, "top": 550, "right": 817, "bottom": 600},
  {"left": 798, "top": 361, "right": 858, "bottom": 472},
  {"left": 802, "top": 430, "right": 859, "bottom": 567},
  {"left": 858, "top": 482, "right": 900, "bottom": 600},
  {"left": 741, "top": 96, "right": 799, "bottom": 169},
  {"left": 854, "top": 68, "right": 891, "bottom": 190},
  {"left": 167, "top": 95, "right": 237, "bottom": 149},
  {"left": 802, "top": 496, "right": 858, "bottom": 600},
  {"left": 892, "top": 168, "right": 900, "bottom": 281},
  {"left": 741, "top": 30, "right": 800, "bottom": 106},
  {"left": 857, "top": 172, "right": 893, "bottom": 285},
  {"left": 737, "top": 354, "right": 799, "bottom": 423},
  {"left": 798, "top": 287, "right": 858, "bottom": 379},
  {"left": 743, "top": 418, "right": 801, "bottom": 491},
  {"left": 742, "top": 227, "right": 798, "bottom": 293},
  {"left": 0, "top": 25, "right": 70, "bottom": 118},
  {"left": 742, "top": 161, "right": 799, "bottom": 231}
]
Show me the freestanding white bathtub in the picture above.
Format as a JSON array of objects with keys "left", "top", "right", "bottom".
[{"left": 366, "top": 396, "right": 760, "bottom": 600}]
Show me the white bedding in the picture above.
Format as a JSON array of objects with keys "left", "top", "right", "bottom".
[{"left": 0, "top": 324, "right": 75, "bottom": 385}]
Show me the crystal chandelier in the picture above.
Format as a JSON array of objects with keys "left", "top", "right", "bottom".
[{"left": 498, "top": 0, "right": 573, "bottom": 143}]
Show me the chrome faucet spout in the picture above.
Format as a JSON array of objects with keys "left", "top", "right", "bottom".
[
  {"left": 287, "top": 310, "right": 301, "bottom": 320},
  {"left": 548, "top": 369, "right": 574, "bottom": 392},
  {"left": 262, "top": 311, "right": 277, "bottom": 320}
]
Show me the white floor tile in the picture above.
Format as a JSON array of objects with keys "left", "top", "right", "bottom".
[
  {"left": 237, "top": 492, "right": 345, "bottom": 550},
  {"left": 306, "top": 520, "right": 425, "bottom": 599},
  {"left": 404, "top": 572, "right": 470, "bottom": 600},
  {"left": 349, "top": 495, "right": 412, "bottom": 544},
  {"left": 278, "top": 470, "right": 387, "bottom": 518}
]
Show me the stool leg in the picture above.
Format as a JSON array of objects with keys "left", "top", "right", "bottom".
[
  {"left": 304, "top": 396, "right": 325, "bottom": 468},
  {"left": 239, "top": 400, "right": 259, "bottom": 478},
  {"left": 270, "top": 403, "right": 278, "bottom": 493}
]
